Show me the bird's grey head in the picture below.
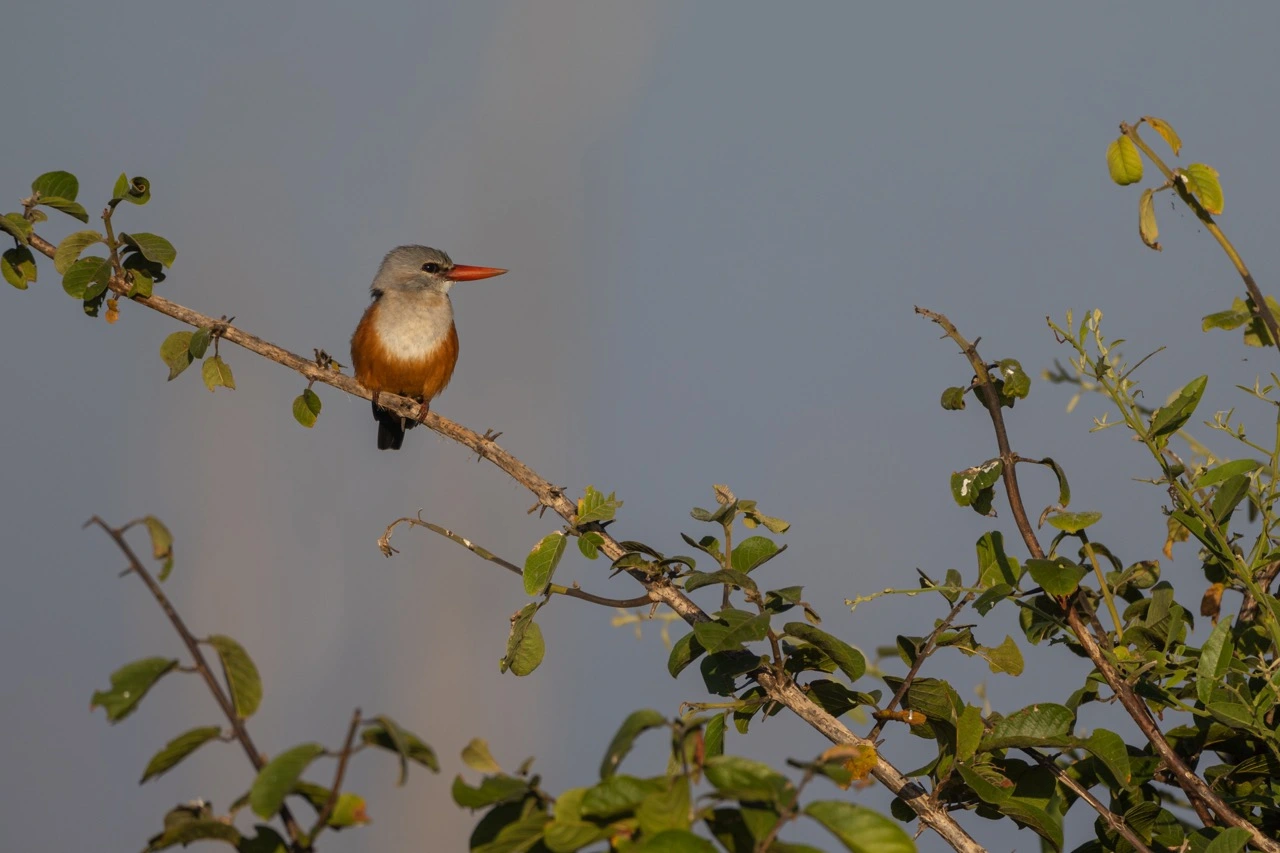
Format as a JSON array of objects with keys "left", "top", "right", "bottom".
[{"left": 370, "top": 245, "right": 457, "bottom": 297}]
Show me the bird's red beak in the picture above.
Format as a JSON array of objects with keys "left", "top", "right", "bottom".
[{"left": 447, "top": 264, "right": 508, "bottom": 282}]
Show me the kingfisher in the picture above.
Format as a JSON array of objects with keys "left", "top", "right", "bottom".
[{"left": 350, "top": 246, "right": 507, "bottom": 449}]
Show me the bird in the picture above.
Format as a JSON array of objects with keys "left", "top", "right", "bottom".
[{"left": 350, "top": 245, "right": 506, "bottom": 449}]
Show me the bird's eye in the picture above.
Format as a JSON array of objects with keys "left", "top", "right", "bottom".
[{"left": 421, "top": 262, "right": 442, "bottom": 274}]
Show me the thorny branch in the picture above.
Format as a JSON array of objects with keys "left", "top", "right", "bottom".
[
  {"left": 31, "top": 231, "right": 982, "bottom": 851},
  {"left": 87, "top": 516, "right": 307, "bottom": 850},
  {"left": 915, "top": 306, "right": 1280, "bottom": 853},
  {"left": 379, "top": 514, "right": 655, "bottom": 609}
]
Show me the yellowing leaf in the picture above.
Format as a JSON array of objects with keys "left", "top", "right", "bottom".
[
  {"left": 1138, "top": 188, "right": 1160, "bottom": 251},
  {"left": 1106, "top": 136, "right": 1143, "bottom": 185},
  {"left": 1183, "top": 163, "right": 1223, "bottom": 214},
  {"left": 1142, "top": 116, "right": 1182, "bottom": 156}
]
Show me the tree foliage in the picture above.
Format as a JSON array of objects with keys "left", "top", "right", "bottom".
[{"left": 7, "top": 116, "right": 1280, "bottom": 851}]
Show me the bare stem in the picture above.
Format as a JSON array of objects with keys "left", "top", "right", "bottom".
[
  {"left": 309, "top": 708, "right": 363, "bottom": 843},
  {"left": 87, "top": 517, "right": 306, "bottom": 850}
]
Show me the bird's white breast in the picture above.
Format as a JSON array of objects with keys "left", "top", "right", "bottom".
[{"left": 373, "top": 291, "right": 455, "bottom": 359}]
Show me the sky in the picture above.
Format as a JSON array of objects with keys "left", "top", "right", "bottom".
[{"left": 5, "top": 3, "right": 1280, "bottom": 851}]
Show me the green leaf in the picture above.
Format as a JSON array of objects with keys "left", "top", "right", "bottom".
[
  {"left": 956, "top": 705, "right": 983, "bottom": 762},
  {"left": 114, "top": 174, "right": 152, "bottom": 204},
  {"left": 576, "top": 485, "right": 622, "bottom": 525},
  {"left": 950, "top": 460, "right": 1002, "bottom": 508},
  {"left": 142, "top": 515, "right": 175, "bottom": 580},
  {"left": 90, "top": 656, "right": 178, "bottom": 722},
  {"left": 1084, "top": 728, "right": 1132, "bottom": 789},
  {"left": 1043, "top": 510, "right": 1102, "bottom": 533},
  {"left": 120, "top": 232, "right": 177, "bottom": 267},
  {"left": 1194, "top": 459, "right": 1261, "bottom": 489},
  {"left": 462, "top": 737, "right": 502, "bottom": 773},
  {"left": 523, "top": 532, "right": 567, "bottom": 595},
  {"left": 700, "top": 650, "right": 761, "bottom": 696},
  {"left": 206, "top": 634, "right": 262, "bottom": 718},
  {"left": 731, "top": 536, "right": 780, "bottom": 573},
  {"left": 976, "top": 531, "right": 1020, "bottom": 587},
  {"left": 0, "top": 212, "right": 33, "bottom": 244},
  {"left": 2, "top": 246, "right": 37, "bottom": 289},
  {"left": 703, "top": 714, "right": 726, "bottom": 758},
  {"left": 783, "top": 623, "right": 865, "bottom": 682},
  {"left": 703, "top": 755, "right": 794, "bottom": 806},
  {"left": 500, "top": 602, "right": 545, "bottom": 676},
  {"left": 635, "top": 829, "right": 715, "bottom": 852},
  {"left": 1183, "top": 163, "right": 1224, "bottom": 215},
  {"left": 1197, "top": 618, "right": 1235, "bottom": 705},
  {"left": 600, "top": 710, "right": 666, "bottom": 779},
  {"left": 37, "top": 196, "right": 89, "bottom": 223},
  {"left": 32, "top": 170, "right": 79, "bottom": 200},
  {"left": 693, "top": 612, "right": 771, "bottom": 653},
  {"left": 997, "top": 359, "right": 1030, "bottom": 401},
  {"left": 160, "top": 331, "right": 195, "bottom": 380},
  {"left": 140, "top": 725, "right": 222, "bottom": 783},
  {"left": 543, "top": 819, "right": 606, "bottom": 853},
  {"left": 53, "top": 230, "right": 104, "bottom": 274},
  {"left": 1036, "top": 458, "right": 1071, "bottom": 508},
  {"left": 1138, "top": 187, "right": 1160, "bottom": 250},
  {"left": 684, "top": 569, "right": 757, "bottom": 593},
  {"left": 361, "top": 715, "right": 438, "bottom": 783},
  {"left": 249, "top": 743, "right": 325, "bottom": 818},
  {"left": 201, "top": 356, "right": 235, "bottom": 392},
  {"left": 668, "top": 630, "right": 706, "bottom": 677},
  {"left": 803, "top": 801, "right": 916, "bottom": 853},
  {"left": 1107, "top": 135, "right": 1143, "bottom": 185},
  {"left": 324, "top": 792, "right": 370, "bottom": 828},
  {"left": 1150, "top": 375, "right": 1208, "bottom": 438},
  {"left": 577, "top": 531, "right": 604, "bottom": 560},
  {"left": 1026, "top": 557, "right": 1087, "bottom": 597},
  {"left": 62, "top": 255, "right": 112, "bottom": 301},
  {"left": 745, "top": 510, "right": 791, "bottom": 534},
  {"left": 636, "top": 776, "right": 692, "bottom": 836},
  {"left": 580, "top": 775, "right": 665, "bottom": 819},
  {"left": 292, "top": 388, "right": 322, "bottom": 427},
  {"left": 940, "top": 386, "right": 966, "bottom": 410},
  {"left": 146, "top": 813, "right": 241, "bottom": 851},
  {"left": 975, "top": 635, "right": 1024, "bottom": 675},
  {"left": 1204, "top": 827, "right": 1253, "bottom": 853},
  {"left": 188, "top": 327, "right": 211, "bottom": 359},
  {"left": 1210, "top": 474, "right": 1249, "bottom": 525},
  {"left": 978, "top": 703, "right": 1074, "bottom": 751}
]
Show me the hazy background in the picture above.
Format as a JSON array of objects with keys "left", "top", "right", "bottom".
[{"left": 5, "top": 3, "right": 1280, "bottom": 851}]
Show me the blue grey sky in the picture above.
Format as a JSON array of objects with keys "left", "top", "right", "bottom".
[{"left": 5, "top": 3, "right": 1280, "bottom": 851}]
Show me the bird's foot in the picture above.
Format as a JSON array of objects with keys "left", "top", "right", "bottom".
[{"left": 415, "top": 399, "right": 430, "bottom": 424}]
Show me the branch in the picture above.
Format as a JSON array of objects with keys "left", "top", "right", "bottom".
[
  {"left": 30, "top": 229, "right": 981, "bottom": 850},
  {"left": 379, "top": 515, "right": 655, "bottom": 608},
  {"left": 867, "top": 590, "right": 975, "bottom": 742},
  {"left": 309, "top": 708, "right": 363, "bottom": 843},
  {"left": 1024, "top": 748, "right": 1153, "bottom": 853},
  {"left": 87, "top": 516, "right": 306, "bottom": 850},
  {"left": 915, "top": 307, "right": 1280, "bottom": 853},
  {"left": 1119, "top": 121, "right": 1280, "bottom": 351}
]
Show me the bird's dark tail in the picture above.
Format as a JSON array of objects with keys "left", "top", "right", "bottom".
[{"left": 373, "top": 400, "right": 417, "bottom": 450}]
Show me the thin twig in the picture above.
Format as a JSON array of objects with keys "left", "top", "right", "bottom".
[
  {"left": 26, "top": 228, "right": 981, "bottom": 851},
  {"left": 87, "top": 516, "right": 306, "bottom": 850},
  {"left": 310, "top": 708, "right": 363, "bottom": 842},
  {"left": 916, "top": 307, "right": 1280, "bottom": 852},
  {"left": 378, "top": 515, "right": 655, "bottom": 609},
  {"left": 867, "top": 591, "right": 975, "bottom": 742},
  {"left": 1024, "top": 748, "right": 1154, "bottom": 853}
]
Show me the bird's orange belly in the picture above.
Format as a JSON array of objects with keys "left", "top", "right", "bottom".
[{"left": 351, "top": 314, "right": 459, "bottom": 400}]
